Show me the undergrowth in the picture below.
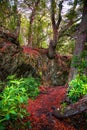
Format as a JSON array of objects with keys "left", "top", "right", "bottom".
[
  {"left": 0, "top": 75, "right": 40, "bottom": 129},
  {"left": 68, "top": 52, "right": 87, "bottom": 103},
  {"left": 68, "top": 74, "right": 87, "bottom": 102}
]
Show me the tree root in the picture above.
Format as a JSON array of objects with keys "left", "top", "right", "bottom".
[{"left": 52, "top": 95, "right": 87, "bottom": 119}]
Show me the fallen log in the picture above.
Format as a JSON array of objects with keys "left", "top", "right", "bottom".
[{"left": 52, "top": 95, "right": 87, "bottom": 119}]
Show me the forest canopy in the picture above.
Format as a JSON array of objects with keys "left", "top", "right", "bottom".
[{"left": 0, "top": 0, "right": 82, "bottom": 53}]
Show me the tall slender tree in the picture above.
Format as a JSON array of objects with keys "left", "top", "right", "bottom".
[{"left": 24, "top": 0, "right": 40, "bottom": 47}]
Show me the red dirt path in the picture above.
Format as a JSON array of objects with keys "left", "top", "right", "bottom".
[{"left": 26, "top": 86, "right": 75, "bottom": 130}]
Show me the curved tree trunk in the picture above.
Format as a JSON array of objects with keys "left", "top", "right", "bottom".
[
  {"left": 68, "top": 0, "right": 87, "bottom": 83},
  {"left": 47, "top": 0, "right": 63, "bottom": 59}
]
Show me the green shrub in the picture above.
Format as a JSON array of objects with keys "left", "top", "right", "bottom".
[
  {"left": 0, "top": 75, "right": 40, "bottom": 129},
  {"left": 0, "top": 83, "right": 28, "bottom": 129},
  {"left": 68, "top": 74, "right": 87, "bottom": 102},
  {"left": 7, "top": 75, "right": 40, "bottom": 99}
]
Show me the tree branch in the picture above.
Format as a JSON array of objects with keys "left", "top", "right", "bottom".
[
  {"left": 56, "top": 0, "right": 63, "bottom": 29},
  {"left": 50, "top": 0, "right": 56, "bottom": 28},
  {"left": 29, "top": 0, "right": 40, "bottom": 24},
  {"left": 58, "top": 17, "right": 81, "bottom": 39}
]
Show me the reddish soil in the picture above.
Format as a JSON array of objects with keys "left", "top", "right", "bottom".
[{"left": 26, "top": 86, "right": 76, "bottom": 130}]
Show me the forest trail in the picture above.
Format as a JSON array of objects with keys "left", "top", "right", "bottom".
[
  {"left": 0, "top": 44, "right": 86, "bottom": 130},
  {"left": 26, "top": 86, "right": 76, "bottom": 130}
]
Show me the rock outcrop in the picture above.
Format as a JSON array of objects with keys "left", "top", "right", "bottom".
[{"left": 0, "top": 40, "right": 71, "bottom": 86}]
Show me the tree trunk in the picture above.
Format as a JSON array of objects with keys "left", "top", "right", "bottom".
[
  {"left": 16, "top": 14, "right": 21, "bottom": 39},
  {"left": 47, "top": 0, "right": 63, "bottom": 59},
  {"left": 28, "top": 0, "right": 40, "bottom": 47},
  {"left": 48, "top": 25, "right": 58, "bottom": 59},
  {"left": 47, "top": 39, "right": 56, "bottom": 59},
  {"left": 68, "top": 0, "right": 87, "bottom": 82},
  {"left": 68, "top": 34, "right": 86, "bottom": 82}
]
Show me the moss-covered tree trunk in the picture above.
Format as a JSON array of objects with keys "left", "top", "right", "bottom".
[{"left": 68, "top": 0, "right": 87, "bottom": 82}]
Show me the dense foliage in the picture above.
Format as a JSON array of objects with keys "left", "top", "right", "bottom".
[
  {"left": 0, "top": 0, "right": 19, "bottom": 32},
  {"left": 68, "top": 74, "right": 87, "bottom": 102},
  {"left": 0, "top": 0, "right": 82, "bottom": 54},
  {"left": 0, "top": 75, "right": 40, "bottom": 129},
  {"left": 68, "top": 50, "right": 87, "bottom": 102}
]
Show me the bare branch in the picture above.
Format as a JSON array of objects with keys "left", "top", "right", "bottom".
[
  {"left": 59, "top": 17, "right": 81, "bottom": 39},
  {"left": 29, "top": 0, "right": 40, "bottom": 24}
]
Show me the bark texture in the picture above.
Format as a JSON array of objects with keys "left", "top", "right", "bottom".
[
  {"left": 52, "top": 95, "right": 87, "bottom": 119},
  {"left": 48, "top": 0, "right": 63, "bottom": 59},
  {"left": 69, "top": 0, "right": 87, "bottom": 82},
  {"left": 28, "top": 0, "right": 40, "bottom": 47}
]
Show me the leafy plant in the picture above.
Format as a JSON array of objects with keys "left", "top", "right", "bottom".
[
  {"left": 68, "top": 74, "right": 87, "bottom": 102},
  {"left": 0, "top": 75, "right": 40, "bottom": 129},
  {"left": 0, "top": 83, "right": 28, "bottom": 128},
  {"left": 61, "top": 102, "right": 68, "bottom": 113},
  {"left": 7, "top": 75, "right": 40, "bottom": 99}
]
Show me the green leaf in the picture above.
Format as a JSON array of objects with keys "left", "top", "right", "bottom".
[
  {"left": 0, "top": 124, "right": 6, "bottom": 130},
  {"left": 5, "top": 114, "right": 10, "bottom": 120},
  {"left": 0, "top": 75, "right": 40, "bottom": 125},
  {"left": 10, "top": 110, "right": 17, "bottom": 115}
]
